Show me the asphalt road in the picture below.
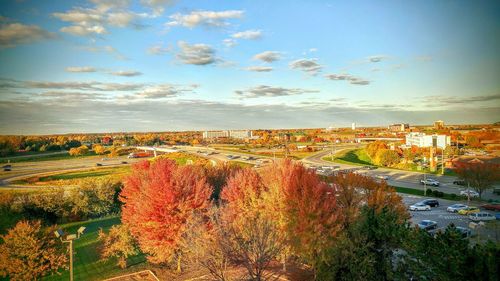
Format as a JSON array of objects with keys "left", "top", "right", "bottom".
[{"left": 301, "top": 147, "right": 500, "bottom": 201}]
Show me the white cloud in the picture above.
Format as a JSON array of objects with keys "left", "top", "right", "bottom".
[
  {"left": 222, "top": 38, "right": 237, "bottom": 48},
  {"left": 66, "top": 66, "right": 97, "bottom": 73},
  {"left": 0, "top": 23, "right": 56, "bottom": 48},
  {"left": 325, "top": 73, "right": 370, "bottom": 86},
  {"left": 253, "top": 51, "right": 281, "bottom": 63},
  {"left": 110, "top": 70, "right": 142, "bottom": 77},
  {"left": 135, "top": 84, "right": 197, "bottom": 99},
  {"left": 140, "top": 0, "right": 176, "bottom": 16},
  {"left": 235, "top": 85, "right": 318, "bottom": 98},
  {"left": 167, "top": 10, "right": 244, "bottom": 28},
  {"left": 289, "top": 59, "right": 322, "bottom": 74},
  {"left": 147, "top": 44, "right": 171, "bottom": 55},
  {"left": 81, "top": 45, "right": 127, "bottom": 60},
  {"left": 176, "top": 41, "right": 216, "bottom": 65},
  {"left": 60, "top": 25, "right": 107, "bottom": 36},
  {"left": 245, "top": 66, "right": 273, "bottom": 72},
  {"left": 231, "top": 30, "right": 262, "bottom": 40}
]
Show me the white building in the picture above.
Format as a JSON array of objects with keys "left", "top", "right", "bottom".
[
  {"left": 202, "top": 130, "right": 253, "bottom": 139},
  {"left": 228, "top": 130, "right": 253, "bottom": 139},
  {"left": 405, "top": 133, "right": 450, "bottom": 148},
  {"left": 202, "top": 131, "right": 229, "bottom": 139},
  {"left": 351, "top": 122, "right": 356, "bottom": 130}
]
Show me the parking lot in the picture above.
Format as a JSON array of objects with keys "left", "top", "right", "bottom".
[{"left": 400, "top": 194, "right": 499, "bottom": 242}]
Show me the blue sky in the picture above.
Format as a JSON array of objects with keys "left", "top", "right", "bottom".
[{"left": 0, "top": 0, "right": 499, "bottom": 134}]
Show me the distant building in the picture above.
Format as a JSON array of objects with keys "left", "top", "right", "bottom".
[
  {"left": 202, "top": 131, "right": 229, "bottom": 139},
  {"left": 388, "top": 123, "right": 409, "bottom": 132},
  {"left": 351, "top": 122, "right": 356, "bottom": 130},
  {"left": 202, "top": 130, "right": 253, "bottom": 139},
  {"left": 434, "top": 120, "right": 445, "bottom": 129},
  {"left": 228, "top": 130, "right": 253, "bottom": 139},
  {"left": 405, "top": 133, "right": 450, "bottom": 148}
]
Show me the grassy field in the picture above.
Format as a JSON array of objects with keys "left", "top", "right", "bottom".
[
  {"left": 39, "top": 167, "right": 131, "bottom": 182},
  {"left": 42, "top": 216, "right": 146, "bottom": 281},
  {"left": 324, "top": 149, "right": 456, "bottom": 176},
  {"left": 0, "top": 152, "right": 98, "bottom": 164},
  {"left": 322, "top": 149, "right": 374, "bottom": 166}
]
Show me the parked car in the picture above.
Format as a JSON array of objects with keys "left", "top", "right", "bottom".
[
  {"left": 447, "top": 204, "right": 469, "bottom": 213},
  {"left": 96, "top": 163, "right": 103, "bottom": 167},
  {"left": 482, "top": 204, "right": 500, "bottom": 211},
  {"left": 460, "top": 190, "right": 479, "bottom": 198},
  {"left": 420, "top": 178, "right": 440, "bottom": 186},
  {"left": 2, "top": 164, "right": 12, "bottom": 171},
  {"left": 453, "top": 180, "right": 466, "bottom": 186},
  {"left": 121, "top": 161, "right": 128, "bottom": 164},
  {"left": 420, "top": 199, "right": 440, "bottom": 207},
  {"left": 496, "top": 213, "right": 500, "bottom": 220},
  {"left": 409, "top": 203, "right": 431, "bottom": 211},
  {"left": 469, "top": 212, "right": 495, "bottom": 222},
  {"left": 455, "top": 226, "right": 471, "bottom": 238},
  {"left": 375, "top": 175, "right": 389, "bottom": 180},
  {"left": 458, "top": 206, "right": 480, "bottom": 215},
  {"left": 417, "top": 220, "right": 438, "bottom": 231}
]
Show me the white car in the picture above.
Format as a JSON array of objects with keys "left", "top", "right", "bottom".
[
  {"left": 447, "top": 204, "right": 468, "bottom": 213},
  {"left": 420, "top": 179, "right": 440, "bottom": 186},
  {"left": 469, "top": 212, "right": 495, "bottom": 221},
  {"left": 409, "top": 203, "right": 431, "bottom": 211},
  {"left": 460, "top": 190, "right": 479, "bottom": 198},
  {"left": 375, "top": 175, "right": 389, "bottom": 180}
]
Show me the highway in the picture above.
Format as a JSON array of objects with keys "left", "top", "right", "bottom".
[
  {"left": 1, "top": 145, "right": 499, "bottom": 202},
  {"left": 301, "top": 146, "right": 500, "bottom": 201}
]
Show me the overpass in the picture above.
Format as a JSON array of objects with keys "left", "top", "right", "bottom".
[
  {"left": 135, "top": 146, "right": 180, "bottom": 157},
  {"left": 355, "top": 137, "right": 404, "bottom": 142}
]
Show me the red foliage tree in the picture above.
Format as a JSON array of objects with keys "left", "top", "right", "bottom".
[{"left": 120, "top": 159, "right": 211, "bottom": 269}]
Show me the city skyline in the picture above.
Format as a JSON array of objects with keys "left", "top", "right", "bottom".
[{"left": 1, "top": 0, "right": 499, "bottom": 134}]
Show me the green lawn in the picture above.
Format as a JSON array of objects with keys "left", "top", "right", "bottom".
[
  {"left": 323, "top": 149, "right": 456, "bottom": 176},
  {"left": 43, "top": 216, "right": 146, "bottom": 281},
  {"left": 322, "top": 149, "right": 374, "bottom": 166},
  {"left": 39, "top": 167, "right": 131, "bottom": 182}
]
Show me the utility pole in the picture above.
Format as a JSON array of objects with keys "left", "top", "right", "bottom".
[
  {"left": 441, "top": 146, "right": 445, "bottom": 175},
  {"left": 423, "top": 173, "right": 427, "bottom": 196}
]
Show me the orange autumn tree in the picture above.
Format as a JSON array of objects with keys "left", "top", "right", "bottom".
[
  {"left": 120, "top": 159, "right": 211, "bottom": 271},
  {"left": 261, "top": 160, "right": 340, "bottom": 269},
  {"left": 331, "top": 172, "right": 408, "bottom": 229}
]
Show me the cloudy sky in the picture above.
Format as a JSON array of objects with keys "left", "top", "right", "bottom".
[{"left": 0, "top": 0, "right": 499, "bottom": 134}]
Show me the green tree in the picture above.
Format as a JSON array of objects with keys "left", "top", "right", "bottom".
[
  {"left": 374, "top": 149, "right": 400, "bottom": 167},
  {"left": 98, "top": 224, "right": 139, "bottom": 269}
]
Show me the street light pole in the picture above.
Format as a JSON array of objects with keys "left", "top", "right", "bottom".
[
  {"left": 54, "top": 227, "right": 86, "bottom": 281},
  {"left": 423, "top": 173, "right": 427, "bottom": 196}
]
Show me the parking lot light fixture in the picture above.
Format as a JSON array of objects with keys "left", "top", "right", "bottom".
[{"left": 54, "top": 228, "right": 86, "bottom": 281}]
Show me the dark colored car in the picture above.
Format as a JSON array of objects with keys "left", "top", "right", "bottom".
[
  {"left": 420, "top": 199, "right": 440, "bottom": 207},
  {"left": 3, "top": 164, "right": 12, "bottom": 171},
  {"left": 121, "top": 161, "right": 128, "bottom": 164},
  {"left": 417, "top": 220, "right": 438, "bottom": 231},
  {"left": 96, "top": 163, "right": 103, "bottom": 167},
  {"left": 453, "top": 180, "right": 466, "bottom": 186},
  {"left": 482, "top": 204, "right": 500, "bottom": 211},
  {"left": 455, "top": 226, "right": 471, "bottom": 238}
]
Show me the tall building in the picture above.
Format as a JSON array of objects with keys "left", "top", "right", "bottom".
[
  {"left": 405, "top": 133, "right": 450, "bottom": 148},
  {"left": 202, "top": 131, "right": 229, "bottom": 139},
  {"left": 388, "top": 123, "right": 409, "bottom": 132},
  {"left": 228, "top": 130, "right": 253, "bottom": 139},
  {"left": 434, "top": 120, "right": 445, "bottom": 129},
  {"left": 202, "top": 130, "right": 253, "bottom": 139},
  {"left": 351, "top": 122, "right": 356, "bottom": 130}
]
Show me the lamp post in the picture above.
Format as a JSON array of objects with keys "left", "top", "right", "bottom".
[{"left": 54, "top": 227, "right": 86, "bottom": 281}]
